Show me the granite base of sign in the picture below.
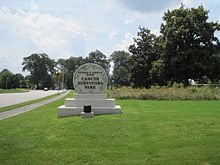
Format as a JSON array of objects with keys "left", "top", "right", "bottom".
[
  {"left": 81, "top": 112, "right": 94, "bottom": 118},
  {"left": 57, "top": 94, "right": 121, "bottom": 118}
]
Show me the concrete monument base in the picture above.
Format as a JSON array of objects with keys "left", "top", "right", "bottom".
[
  {"left": 57, "top": 94, "right": 121, "bottom": 118},
  {"left": 81, "top": 112, "right": 94, "bottom": 118}
]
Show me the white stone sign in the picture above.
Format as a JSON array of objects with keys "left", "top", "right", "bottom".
[
  {"left": 57, "top": 63, "right": 121, "bottom": 118},
  {"left": 73, "top": 63, "right": 107, "bottom": 94}
]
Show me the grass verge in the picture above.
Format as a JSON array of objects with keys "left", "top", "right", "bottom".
[
  {"left": 0, "top": 96, "right": 220, "bottom": 164},
  {"left": 0, "top": 88, "right": 29, "bottom": 94},
  {"left": 0, "top": 92, "right": 62, "bottom": 113}
]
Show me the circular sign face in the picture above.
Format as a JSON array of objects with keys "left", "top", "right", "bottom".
[{"left": 73, "top": 63, "right": 108, "bottom": 94}]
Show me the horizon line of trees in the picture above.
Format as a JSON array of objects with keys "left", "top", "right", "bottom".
[
  {"left": 0, "top": 69, "right": 27, "bottom": 89},
  {"left": 1, "top": 5, "right": 220, "bottom": 89}
]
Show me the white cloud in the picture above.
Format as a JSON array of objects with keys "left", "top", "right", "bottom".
[
  {"left": 124, "top": 11, "right": 157, "bottom": 25},
  {"left": 108, "top": 30, "right": 117, "bottom": 40},
  {"left": 181, "top": 0, "right": 192, "bottom": 6},
  {"left": 30, "top": 1, "right": 38, "bottom": 12},
  {"left": 115, "top": 32, "right": 134, "bottom": 51},
  {"left": 102, "top": 0, "right": 119, "bottom": 11},
  {"left": 0, "top": 45, "right": 29, "bottom": 74},
  {"left": 3, "top": 0, "right": 217, "bottom": 75},
  {"left": 117, "top": 0, "right": 182, "bottom": 13},
  {"left": 0, "top": 3, "right": 85, "bottom": 59},
  {"left": 124, "top": 12, "right": 140, "bottom": 25}
]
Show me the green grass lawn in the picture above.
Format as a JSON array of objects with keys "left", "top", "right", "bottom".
[
  {"left": 0, "top": 95, "right": 220, "bottom": 164},
  {"left": 0, "top": 88, "right": 29, "bottom": 94}
]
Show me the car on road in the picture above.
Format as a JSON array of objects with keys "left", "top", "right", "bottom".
[{"left": 43, "top": 87, "right": 48, "bottom": 91}]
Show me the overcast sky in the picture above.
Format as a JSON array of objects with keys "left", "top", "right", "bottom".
[{"left": 1, "top": 0, "right": 220, "bottom": 74}]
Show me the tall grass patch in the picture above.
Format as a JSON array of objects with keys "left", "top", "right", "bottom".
[{"left": 106, "top": 86, "right": 220, "bottom": 100}]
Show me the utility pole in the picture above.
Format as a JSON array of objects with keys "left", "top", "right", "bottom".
[
  {"left": 6, "top": 77, "right": 8, "bottom": 90},
  {"left": 62, "top": 65, "right": 65, "bottom": 90}
]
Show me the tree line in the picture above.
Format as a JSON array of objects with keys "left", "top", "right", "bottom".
[
  {"left": 126, "top": 5, "right": 220, "bottom": 87},
  {"left": 1, "top": 5, "right": 220, "bottom": 89},
  {"left": 0, "top": 69, "right": 26, "bottom": 89},
  {"left": 111, "top": 5, "right": 220, "bottom": 87}
]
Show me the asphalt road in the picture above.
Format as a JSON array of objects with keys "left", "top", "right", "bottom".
[
  {"left": 0, "top": 90, "right": 61, "bottom": 107},
  {"left": 0, "top": 91, "right": 69, "bottom": 121}
]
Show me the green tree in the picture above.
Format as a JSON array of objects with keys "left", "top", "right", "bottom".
[
  {"left": 12, "top": 73, "right": 25, "bottom": 88},
  {"left": 129, "top": 27, "right": 159, "bottom": 88},
  {"left": 150, "top": 59, "right": 165, "bottom": 85},
  {"left": 58, "top": 57, "right": 85, "bottom": 89},
  {"left": 211, "top": 53, "right": 220, "bottom": 82},
  {"left": 24, "top": 75, "right": 32, "bottom": 88},
  {"left": 0, "top": 69, "right": 14, "bottom": 89},
  {"left": 22, "top": 53, "right": 56, "bottom": 89},
  {"left": 85, "top": 50, "right": 110, "bottom": 74},
  {"left": 160, "top": 5, "right": 220, "bottom": 84},
  {"left": 110, "top": 51, "right": 130, "bottom": 86}
]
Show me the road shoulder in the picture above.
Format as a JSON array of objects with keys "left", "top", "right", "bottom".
[{"left": 0, "top": 91, "right": 69, "bottom": 121}]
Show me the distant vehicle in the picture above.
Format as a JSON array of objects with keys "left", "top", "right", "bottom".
[{"left": 43, "top": 87, "right": 48, "bottom": 91}]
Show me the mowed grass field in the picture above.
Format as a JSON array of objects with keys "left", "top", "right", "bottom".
[{"left": 0, "top": 92, "right": 220, "bottom": 164}]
